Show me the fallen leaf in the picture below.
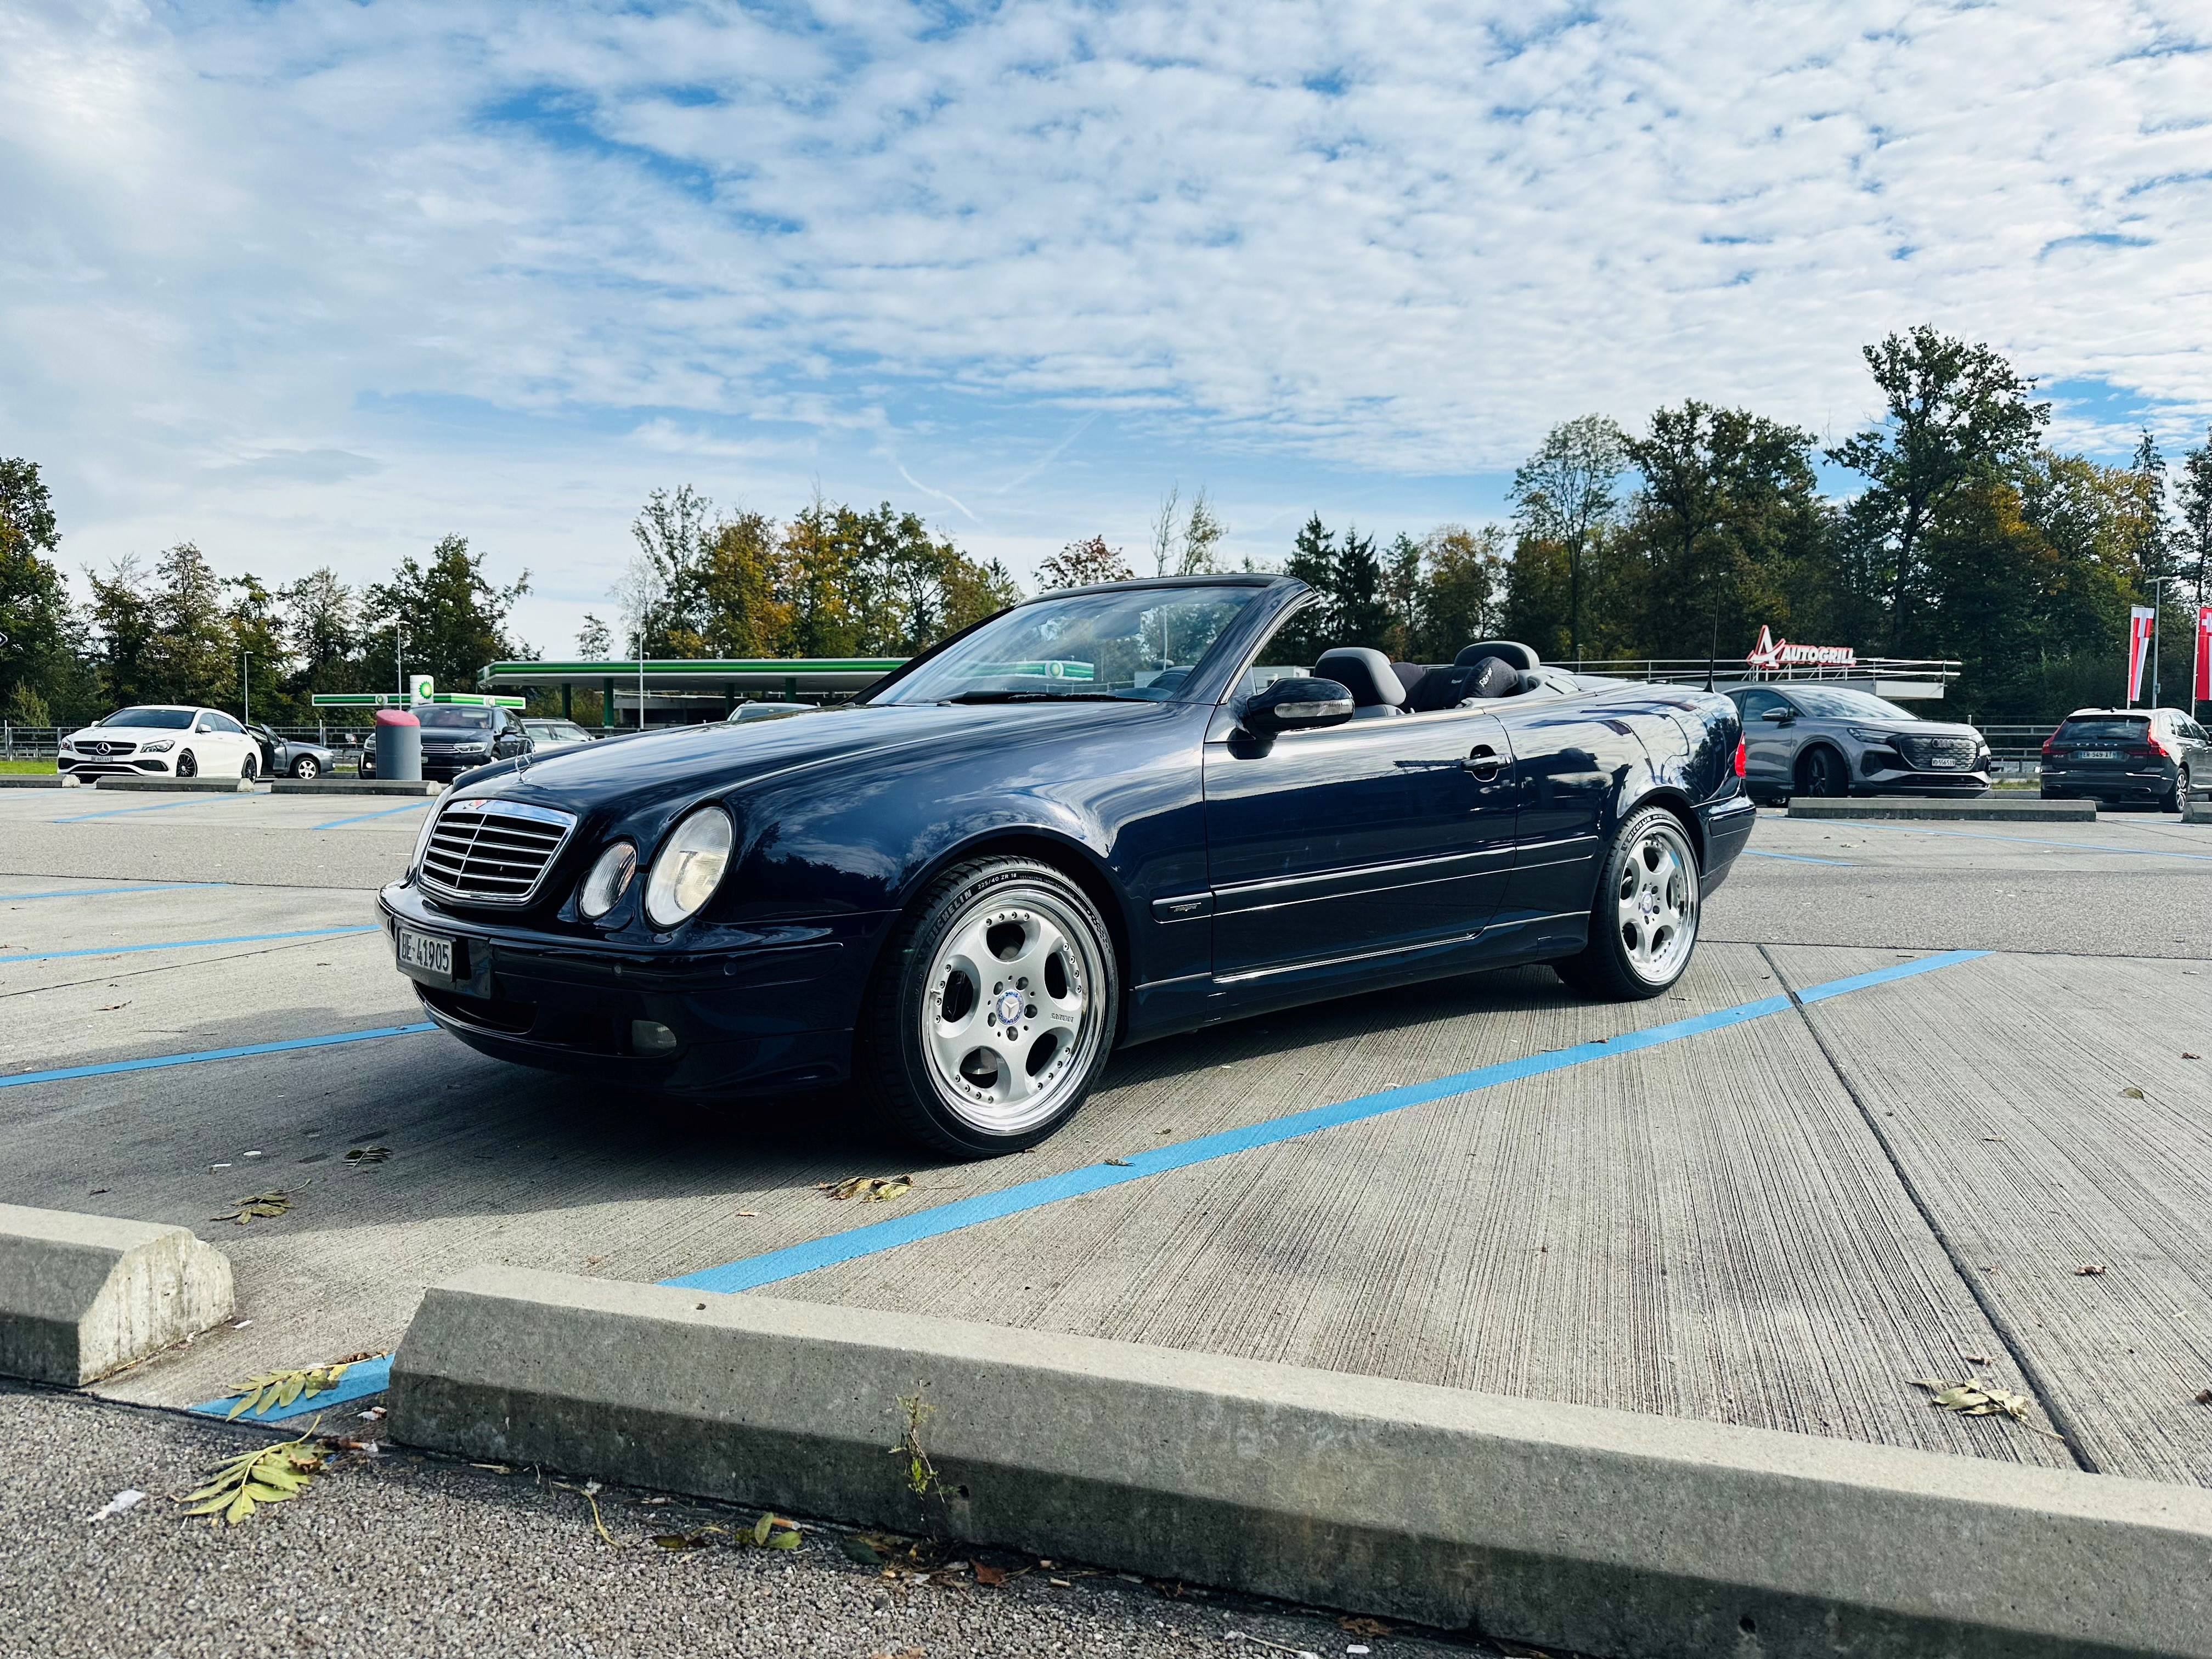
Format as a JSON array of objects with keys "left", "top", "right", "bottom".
[
  {"left": 972, "top": 1562, "right": 1008, "bottom": 1586},
  {"left": 1104, "top": 1156, "right": 1131, "bottom": 1167},
  {"left": 2194, "top": 1389, "right": 2212, "bottom": 1406},
  {"left": 651, "top": 1528, "right": 726, "bottom": 1550},
  {"left": 222, "top": 1361, "right": 353, "bottom": 1420},
  {"left": 97, "top": 1002, "right": 130, "bottom": 1011},
  {"left": 212, "top": 1190, "right": 292, "bottom": 1225},
  {"left": 820, "top": 1174, "right": 913, "bottom": 1203},
  {"left": 2182, "top": 1053, "right": 2201, "bottom": 1060},
  {"left": 86, "top": 1489, "right": 145, "bottom": 1522},
  {"left": 842, "top": 1536, "right": 884, "bottom": 1566},
  {"left": 1910, "top": 1376, "right": 2063, "bottom": 1438},
  {"left": 1960, "top": 1353, "right": 1993, "bottom": 1365},
  {"left": 2076, "top": 1265, "right": 2107, "bottom": 1276},
  {"left": 179, "top": 1424, "right": 324, "bottom": 1525},
  {"left": 1340, "top": 1617, "right": 1391, "bottom": 1636},
  {"left": 344, "top": 1146, "right": 390, "bottom": 1166},
  {"left": 2120, "top": 1086, "right": 2145, "bottom": 1099}
]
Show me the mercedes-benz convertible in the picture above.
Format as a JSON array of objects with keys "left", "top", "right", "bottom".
[{"left": 380, "top": 574, "right": 1753, "bottom": 1155}]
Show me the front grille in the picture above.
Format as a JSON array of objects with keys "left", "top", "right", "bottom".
[
  {"left": 76, "top": 741, "right": 137, "bottom": 757},
  {"left": 1899, "top": 736, "right": 1977, "bottom": 771},
  {"left": 417, "top": 798, "right": 578, "bottom": 907}
]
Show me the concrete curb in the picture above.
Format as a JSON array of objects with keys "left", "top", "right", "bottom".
[
  {"left": 268, "top": 778, "right": 443, "bottom": 796},
  {"left": 90, "top": 777, "right": 257, "bottom": 793},
  {"left": 1789, "top": 796, "right": 2095, "bottom": 822},
  {"left": 0, "top": 1204, "right": 234, "bottom": 1385},
  {"left": 0, "top": 775, "right": 77, "bottom": 788},
  {"left": 388, "top": 1267, "right": 2212, "bottom": 1659}
]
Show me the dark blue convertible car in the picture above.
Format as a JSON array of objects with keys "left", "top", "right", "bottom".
[{"left": 381, "top": 575, "right": 1753, "bottom": 1154}]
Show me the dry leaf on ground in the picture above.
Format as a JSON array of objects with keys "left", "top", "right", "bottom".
[
  {"left": 345, "top": 1146, "right": 390, "bottom": 1166},
  {"left": 2076, "top": 1264, "right": 2108, "bottom": 1276},
  {"left": 212, "top": 1190, "right": 292, "bottom": 1224},
  {"left": 972, "top": 1562, "right": 1009, "bottom": 1587},
  {"left": 2194, "top": 1389, "right": 2212, "bottom": 1406},
  {"left": 1910, "top": 1377, "right": 2064, "bottom": 1438},
  {"left": 1340, "top": 1617, "right": 1391, "bottom": 1636},
  {"left": 820, "top": 1175, "right": 913, "bottom": 1203},
  {"left": 2120, "top": 1087, "right": 2146, "bottom": 1099},
  {"left": 222, "top": 1361, "right": 353, "bottom": 1420}
]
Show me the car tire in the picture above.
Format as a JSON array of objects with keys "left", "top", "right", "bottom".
[
  {"left": 292, "top": 756, "right": 320, "bottom": 780},
  {"left": 176, "top": 750, "right": 198, "bottom": 778},
  {"left": 1553, "top": 806, "right": 1702, "bottom": 1002},
  {"left": 241, "top": 754, "right": 257, "bottom": 782},
  {"left": 862, "top": 855, "right": 1119, "bottom": 1157},
  {"left": 1797, "top": 746, "right": 1847, "bottom": 798}
]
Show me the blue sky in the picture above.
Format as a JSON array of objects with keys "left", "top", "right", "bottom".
[{"left": 3, "top": 0, "right": 2209, "bottom": 653}]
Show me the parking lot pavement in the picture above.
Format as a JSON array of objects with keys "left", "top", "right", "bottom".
[
  {"left": 3, "top": 1383, "right": 1495, "bottom": 1659},
  {"left": 0, "top": 787, "right": 428, "bottom": 890},
  {"left": 1, "top": 794, "right": 2208, "bottom": 1506}
]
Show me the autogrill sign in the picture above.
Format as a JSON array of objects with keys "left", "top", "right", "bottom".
[{"left": 1747, "top": 626, "right": 1856, "bottom": 669}]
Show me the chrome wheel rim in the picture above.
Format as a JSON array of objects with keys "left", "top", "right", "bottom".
[
  {"left": 1616, "top": 819, "right": 1698, "bottom": 985},
  {"left": 919, "top": 885, "right": 1107, "bottom": 1135}
]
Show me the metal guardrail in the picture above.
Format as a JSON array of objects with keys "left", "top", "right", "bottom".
[{"left": 1563, "top": 657, "right": 1963, "bottom": 691}]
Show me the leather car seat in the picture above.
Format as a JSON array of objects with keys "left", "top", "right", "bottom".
[
  {"left": 1457, "top": 640, "right": 1540, "bottom": 672},
  {"left": 1312, "top": 648, "right": 1407, "bottom": 719}
]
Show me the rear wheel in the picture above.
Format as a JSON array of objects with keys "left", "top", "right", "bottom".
[
  {"left": 1554, "top": 808, "right": 1702, "bottom": 1001},
  {"left": 175, "top": 749, "right": 198, "bottom": 778},
  {"left": 2165, "top": 766, "right": 2188, "bottom": 813},
  {"left": 862, "top": 856, "right": 1118, "bottom": 1156},
  {"left": 1797, "top": 746, "right": 1847, "bottom": 798}
]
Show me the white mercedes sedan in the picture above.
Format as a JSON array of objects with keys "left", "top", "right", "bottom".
[{"left": 58, "top": 706, "right": 264, "bottom": 783}]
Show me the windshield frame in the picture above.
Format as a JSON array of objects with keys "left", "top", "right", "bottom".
[
  {"left": 99, "top": 707, "right": 196, "bottom": 730},
  {"left": 857, "top": 576, "right": 1297, "bottom": 709}
]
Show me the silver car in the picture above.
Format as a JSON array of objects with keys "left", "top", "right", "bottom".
[{"left": 1726, "top": 683, "right": 1989, "bottom": 803}]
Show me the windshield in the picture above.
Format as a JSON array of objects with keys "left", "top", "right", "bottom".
[
  {"left": 1785, "top": 686, "right": 1916, "bottom": 721},
  {"left": 528, "top": 722, "right": 589, "bottom": 741},
  {"left": 868, "top": 584, "right": 1267, "bottom": 705},
  {"left": 419, "top": 707, "right": 494, "bottom": 729},
  {"left": 100, "top": 707, "right": 194, "bottom": 729}
]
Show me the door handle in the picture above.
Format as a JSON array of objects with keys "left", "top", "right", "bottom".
[{"left": 1461, "top": 746, "right": 1503, "bottom": 780}]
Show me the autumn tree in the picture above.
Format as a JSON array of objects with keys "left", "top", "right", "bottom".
[
  {"left": 1038, "top": 535, "right": 1133, "bottom": 590},
  {"left": 1510, "top": 415, "right": 1627, "bottom": 662}
]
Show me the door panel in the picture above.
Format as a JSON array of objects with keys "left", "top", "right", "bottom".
[
  {"left": 1734, "top": 688, "right": 1796, "bottom": 789},
  {"left": 1203, "top": 709, "right": 1519, "bottom": 978},
  {"left": 1490, "top": 704, "right": 1646, "bottom": 926}
]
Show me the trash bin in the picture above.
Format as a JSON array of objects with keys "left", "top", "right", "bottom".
[{"left": 374, "top": 708, "right": 422, "bottom": 782}]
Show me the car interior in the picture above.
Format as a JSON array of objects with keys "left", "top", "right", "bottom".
[{"left": 1307, "top": 641, "right": 1566, "bottom": 719}]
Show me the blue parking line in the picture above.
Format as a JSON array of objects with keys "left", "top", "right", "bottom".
[
  {"left": 1845, "top": 821, "right": 2212, "bottom": 862},
  {"left": 0, "top": 882, "right": 229, "bottom": 901},
  {"left": 1741, "top": 849, "right": 1853, "bottom": 866},
  {"left": 1, "top": 925, "right": 376, "bottom": 965},
  {"left": 314, "top": 802, "right": 430, "bottom": 829},
  {"left": 191, "top": 1355, "right": 394, "bottom": 1423},
  {"left": 53, "top": 791, "right": 264, "bottom": 823},
  {"left": 666, "top": 948, "right": 1991, "bottom": 1296},
  {"left": 0, "top": 1020, "right": 437, "bottom": 1090}
]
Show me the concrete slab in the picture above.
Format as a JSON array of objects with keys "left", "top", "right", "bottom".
[
  {"left": 269, "top": 778, "right": 443, "bottom": 797},
  {"left": 0, "top": 1202, "right": 234, "bottom": 1383},
  {"left": 389, "top": 1269, "right": 2212, "bottom": 1659},
  {"left": 0, "top": 776, "right": 76, "bottom": 789},
  {"left": 1788, "top": 797, "right": 2094, "bottom": 821},
  {"left": 90, "top": 777, "right": 258, "bottom": 793}
]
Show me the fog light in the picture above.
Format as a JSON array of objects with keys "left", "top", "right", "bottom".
[{"left": 629, "top": 1019, "right": 679, "bottom": 1056}]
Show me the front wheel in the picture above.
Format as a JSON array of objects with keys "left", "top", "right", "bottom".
[
  {"left": 240, "top": 754, "right": 257, "bottom": 782},
  {"left": 176, "top": 749, "right": 198, "bottom": 778},
  {"left": 862, "top": 856, "right": 1119, "bottom": 1156},
  {"left": 1797, "top": 746, "right": 1847, "bottom": 797},
  {"left": 292, "top": 755, "right": 321, "bottom": 780},
  {"left": 1554, "top": 808, "right": 1702, "bottom": 1001}
]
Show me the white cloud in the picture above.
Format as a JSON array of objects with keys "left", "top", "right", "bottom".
[{"left": 3, "top": 0, "right": 2208, "bottom": 651}]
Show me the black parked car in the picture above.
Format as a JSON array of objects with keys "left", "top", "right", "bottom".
[
  {"left": 380, "top": 575, "right": 1753, "bottom": 1155},
  {"left": 2041, "top": 707, "right": 2210, "bottom": 809},
  {"left": 360, "top": 704, "right": 534, "bottom": 781},
  {"left": 245, "top": 723, "right": 336, "bottom": 781}
]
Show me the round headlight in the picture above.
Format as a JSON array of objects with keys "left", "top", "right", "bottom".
[
  {"left": 644, "top": 807, "right": 733, "bottom": 929},
  {"left": 579, "top": 842, "right": 638, "bottom": 919}
]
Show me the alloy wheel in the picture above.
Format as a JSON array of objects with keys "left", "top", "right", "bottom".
[
  {"left": 1615, "top": 819, "right": 1699, "bottom": 986},
  {"left": 918, "top": 886, "right": 1108, "bottom": 1136}
]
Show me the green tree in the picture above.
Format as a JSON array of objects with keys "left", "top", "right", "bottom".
[
  {"left": 1331, "top": 527, "right": 1389, "bottom": 651},
  {"left": 1274, "top": 515, "right": 1337, "bottom": 665},
  {"left": 1038, "top": 535, "right": 1133, "bottom": 590},
  {"left": 630, "top": 485, "right": 718, "bottom": 656},
  {"left": 1410, "top": 524, "right": 1506, "bottom": 659},
  {"left": 1827, "top": 326, "right": 2050, "bottom": 652},
  {"left": 363, "top": 535, "right": 529, "bottom": 692},
  {"left": 87, "top": 556, "right": 156, "bottom": 708},
  {"left": 0, "top": 459, "right": 75, "bottom": 724},
  {"left": 140, "top": 543, "right": 233, "bottom": 706},
  {"left": 1510, "top": 415, "right": 1627, "bottom": 662},
  {"left": 2177, "top": 427, "right": 2212, "bottom": 612},
  {"left": 279, "top": 568, "right": 359, "bottom": 702}
]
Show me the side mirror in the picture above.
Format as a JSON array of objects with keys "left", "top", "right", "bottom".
[
  {"left": 1760, "top": 708, "right": 1793, "bottom": 725},
  {"left": 1244, "top": 676, "right": 1355, "bottom": 735}
]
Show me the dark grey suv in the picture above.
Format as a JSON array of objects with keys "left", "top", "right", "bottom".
[
  {"left": 2040, "top": 708, "right": 2209, "bottom": 810},
  {"left": 1726, "top": 683, "right": 1990, "bottom": 804}
]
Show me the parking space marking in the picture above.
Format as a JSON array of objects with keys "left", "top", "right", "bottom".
[
  {"left": 52, "top": 793, "right": 267, "bottom": 824},
  {"left": 314, "top": 803, "right": 432, "bottom": 830},
  {"left": 0, "top": 1019, "right": 437, "bottom": 1090},
  {"left": 667, "top": 947, "right": 1991, "bottom": 1297},
  {"left": 0, "top": 882, "right": 230, "bottom": 900},
  {"left": 1837, "top": 822, "right": 2212, "bottom": 862},
  {"left": 2, "top": 926, "right": 377, "bottom": 964},
  {"left": 1740, "top": 849, "right": 1853, "bottom": 866}
]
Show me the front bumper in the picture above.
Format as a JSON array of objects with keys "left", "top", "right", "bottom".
[
  {"left": 1853, "top": 772, "right": 1990, "bottom": 797},
  {"left": 377, "top": 880, "right": 894, "bottom": 1097}
]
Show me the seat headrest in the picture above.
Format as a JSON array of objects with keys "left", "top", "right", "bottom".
[
  {"left": 1455, "top": 640, "right": 1540, "bottom": 672},
  {"left": 1313, "top": 647, "right": 1404, "bottom": 708},
  {"left": 1466, "top": 656, "right": 1521, "bottom": 699}
]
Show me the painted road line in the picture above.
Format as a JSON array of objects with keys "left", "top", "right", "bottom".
[
  {"left": 0, "top": 926, "right": 377, "bottom": 964},
  {"left": 0, "top": 1020, "right": 437, "bottom": 1090},
  {"left": 52, "top": 792, "right": 266, "bottom": 823},
  {"left": 667, "top": 949, "right": 1992, "bottom": 1296},
  {"left": 191, "top": 1355, "right": 395, "bottom": 1423},
  {"left": 1740, "top": 849, "right": 1853, "bottom": 866},
  {"left": 314, "top": 802, "right": 431, "bottom": 829},
  {"left": 1845, "top": 821, "right": 2212, "bottom": 862},
  {"left": 0, "top": 882, "right": 230, "bottom": 901}
]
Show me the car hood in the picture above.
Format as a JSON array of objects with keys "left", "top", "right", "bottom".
[
  {"left": 1849, "top": 719, "right": 1983, "bottom": 742},
  {"left": 446, "top": 699, "right": 1169, "bottom": 820}
]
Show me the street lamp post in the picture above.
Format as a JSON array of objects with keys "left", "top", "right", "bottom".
[
  {"left": 240, "top": 650, "right": 253, "bottom": 727},
  {"left": 2146, "top": 575, "right": 2183, "bottom": 710}
]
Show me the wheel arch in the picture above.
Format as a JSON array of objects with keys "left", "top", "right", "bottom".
[
  {"left": 1793, "top": 740, "right": 1849, "bottom": 790},
  {"left": 1621, "top": 784, "right": 1706, "bottom": 871}
]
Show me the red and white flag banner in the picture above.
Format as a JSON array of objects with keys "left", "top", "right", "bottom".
[
  {"left": 2127, "top": 606, "right": 2156, "bottom": 705},
  {"left": 2196, "top": 605, "right": 2212, "bottom": 702}
]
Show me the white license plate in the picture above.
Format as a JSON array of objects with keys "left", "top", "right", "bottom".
[
  {"left": 2080, "top": 751, "right": 2118, "bottom": 761},
  {"left": 396, "top": 926, "right": 454, "bottom": 981}
]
